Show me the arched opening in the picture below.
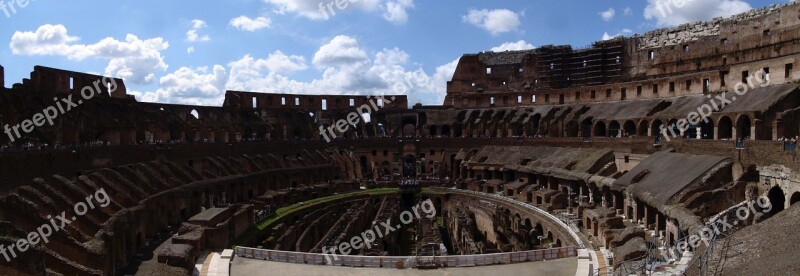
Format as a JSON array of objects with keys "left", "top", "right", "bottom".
[
  {"left": 565, "top": 121, "right": 579, "bottom": 137},
  {"left": 790, "top": 192, "right": 800, "bottom": 206},
  {"left": 594, "top": 121, "right": 607, "bottom": 137},
  {"left": 638, "top": 120, "right": 649, "bottom": 136},
  {"left": 667, "top": 119, "right": 679, "bottom": 138},
  {"left": 402, "top": 117, "right": 417, "bottom": 137},
  {"left": 609, "top": 121, "right": 621, "bottom": 137},
  {"left": 360, "top": 156, "right": 369, "bottom": 176},
  {"left": 736, "top": 115, "right": 752, "bottom": 140},
  {"left": 531, "top": 114, "right": 542, "bottom": 136},
  {"left": 441, "top": 125, "right": 451, "bottom": 137},
  {"left": 623, "top": 120, "right": 636, "bottom": 137},
  {"left": 580, "top": 118, "right": 593, "bottom": 137},
  {"left": 403, "top": 154, "right": 417, "bottom": 177},
  {"left": 190, "top": 109, "right": 200, "bottom": 120},
  {"left": 684, "top": 120, "right": 698, "bottom": 139},
  {"left": 718, "top": 116, "right": 733, "bottom": 139},
  {"left": 700, "top": 119, "right": 714, "bottom": 139},
  {"left": 428, "top": 125, "right": 438, "bottom": 137},
  {"left": 651, "top": 120, "right": 663, "bottom": 137},
  {"left": 403, "top": 124, "right": 416, "bottom": 137},
  {"left": 767, "top": 186, "right": 786, "bottom": 216}
]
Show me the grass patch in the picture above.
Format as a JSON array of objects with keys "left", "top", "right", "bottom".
[{"left": 232, "top": 188, "right": 399, "bottom": 247}]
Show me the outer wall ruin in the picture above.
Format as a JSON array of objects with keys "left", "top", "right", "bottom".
[{"left": 4, "top": 2, "right": 800, "bottom": 275}]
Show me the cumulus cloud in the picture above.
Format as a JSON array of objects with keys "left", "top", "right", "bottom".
[
  {"left": 462, "top": 8, "right": 522, "bottom": 36},
  {"left": 234, "top": 51, "right": 308, "bottom": 74},
  {"left": 10, "top": 24, "right": 169, "bottom": 84},
  {"left": 132, "top": 35, "right": 457, "bottom": 106},
  {"left": 599, "top": 8, "right": 615, "bottom": 21},
  {"left": 382, "top": 0, "right": 414, "bottom": 24},
  {"left": 131, "top": 66, "right": 227, "bottom": 106},
  {"left": 312, "top": 35, "right": 369, "bottom": 68},
  {"left": 230, "top": 16, "right": 272, "bottom": 31},
  {"left": 644, "top": 0, "right": 752, "bottom": 26},
  {"left": 186, "top": 19, "right": 210, "bottom": 42},
  {"left": 227, "top": 36, "right": 454, "bottom": 104},
  {"left": 490, "top": 40, "right": 535, "bottom": 52}
]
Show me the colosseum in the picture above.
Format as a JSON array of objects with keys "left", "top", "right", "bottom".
[{"left": 2, "top": 2, "right": 800, "bottom": 276}]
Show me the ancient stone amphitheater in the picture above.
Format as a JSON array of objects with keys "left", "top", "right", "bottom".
[{"left": 3, "top": 2, "right": 800, "bottom": 276}]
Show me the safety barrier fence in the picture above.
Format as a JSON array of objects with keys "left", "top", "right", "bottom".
[{"left": 234, "top": 246, "right": 576, "bottom": 269}]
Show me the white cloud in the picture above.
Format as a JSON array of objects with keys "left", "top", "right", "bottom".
[
  {"left": 382, "top": 0, "right": 414, "bottom": 24},
  {"left": 312, "top": 35, "right": 369, "bottom": 68},
  {"left": 10, "top": 24, "right": 169, "bottom": 84},
  {"left": 139, "top": 65, "right": 228, "bottom": 105},
  {"left": 601, "top": 32, "right": 621, "bottom": 40},
  {"left": 127, "top": 35, "right": 457, "bottom": 106},
  {"left": 601, "top": 28, "right": 634, "bottom": 40},
  {"left": 623, "top": 7, "right": 632, "bottom": 16},
  {"left": 490, "top": 40, "right": 535, "bottom": 52},
  {"left": 232, "top": 51, "right": 308, "bottom": 74},
  {"left": 263, "top": 0, "right": 381, "bottom": 20},
  {"left": 462, "top": 8, "right": 521, "bottom": 36},
  {"left": 599, "top": 8, "right": 615, "bottom": 21},
  {"left": 230, "top": 16, "right": 273, "bottom": 31},
  {"left": 226, "top": 36, "right": 454, "bottom": 104},
  {"left": 186, "top": 19, "right": 210, "bottom": 42},
  {"left": 187, "top": 46, "right": 195, "bottom": 54},
  {"left": 644, "top": 0, "right": 751, "bottom": 26}
]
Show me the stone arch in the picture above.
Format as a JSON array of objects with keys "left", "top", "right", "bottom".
[
  {"left": 428, "top": 125, "right": 438, "bottom": 137},
  {"left": 623, "top": 120, "right": 636, "bottom": 137},
  {"left": 594, "top": 121, "right": 607, "bottom": 137},
  {"left": 651, "top": 119, "right": 663, "bottom": 137},
  {"left": 581, "top": 118, "right": 593, "bottom": 137},
  {"left": 190, "top": 109, "right": 200, "bottom": 120},
  {"left": 791, "top": 192, "right": 800, "bottom": 206},
  {"left": 667, "top": 119, "right": 679, "bottom": 137},
  {"left": 700, "top": 118, "right": 714, "bottom": 139},
  {"left": 736, "top": 114, "right": 752, "bottom": 140},
  {"left": 609, "top": 121, "right": 621, "bottom": 137},
  {"left": 767, "top": 185, "right": 786, "bottom": 216},
  {"left": 718, "top": 116, "right": 733, "bottom": 139},
  {"left": 638, "top": 120, "right": 649, "bottom": 136},
  {"left": 531, "top": 114, "right": 542, "bottom": 136},
  {"left": 441, "top": 125, "right": 451, "bottom": 137},
  {"left": 565, "top": 121, "right": 580, "bottom": 137}
]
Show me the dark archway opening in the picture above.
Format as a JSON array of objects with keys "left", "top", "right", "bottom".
[{"left": 767, "top": 186, "right": 786, "bottom": 216}]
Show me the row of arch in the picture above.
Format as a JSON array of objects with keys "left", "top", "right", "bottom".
[{"left": 419, "top": 113, "right": 758, "bottom": 141}]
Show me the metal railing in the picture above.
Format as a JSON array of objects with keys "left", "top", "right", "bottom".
[{"left": 234, "top": 246, "right": 576, "bottom": 269}]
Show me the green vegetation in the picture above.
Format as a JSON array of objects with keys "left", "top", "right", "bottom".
[{"left": 232, "top": 188, "right": 400, "bottom": 247}]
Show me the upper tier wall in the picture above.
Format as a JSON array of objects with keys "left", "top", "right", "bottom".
[
  {"left": 445, "top": 2, "right": 800, "bottom": 107},
  {"left": 223, "top": 91, "right": 409, "bottom": 110}
]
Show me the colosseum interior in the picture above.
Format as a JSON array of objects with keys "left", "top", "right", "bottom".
[{"left": 4, "top": 2, "right": 800, "bottom": 276}]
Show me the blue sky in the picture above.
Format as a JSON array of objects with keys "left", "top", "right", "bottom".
[{"left": 0, "top": 0, "right": 789, "bottom": 106}]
